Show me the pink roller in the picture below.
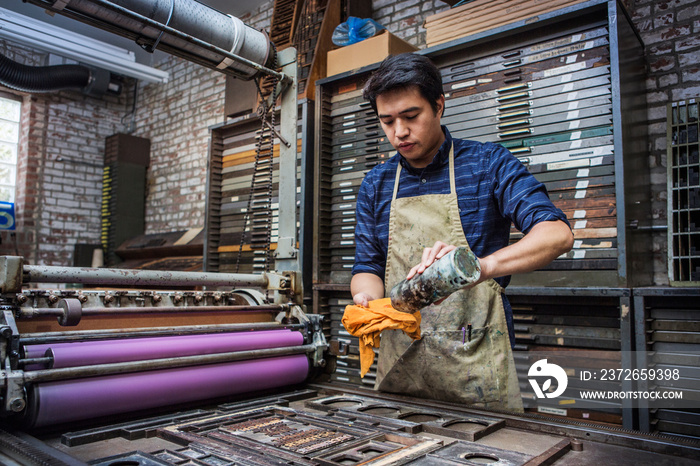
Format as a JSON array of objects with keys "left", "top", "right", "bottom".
[
  {"left": 32, "top": 354, "right": 310, "bottom": 427},
  {"left": 29, "top": 330, "right": 304, "bottom": 369},
  {"left": 22, "top": 344, "right": 51, "bottom": 371}
]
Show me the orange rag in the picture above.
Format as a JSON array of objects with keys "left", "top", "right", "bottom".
[{"left": 341, "top": 298, "right": 421, "bottom": 377}]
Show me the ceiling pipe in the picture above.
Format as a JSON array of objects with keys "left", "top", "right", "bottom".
[
  {"left": 0, "top": 53, "right": 120, "bottom": 96},
  {"left": 23, "top": 0, "right": 278, "bottom": 80}
]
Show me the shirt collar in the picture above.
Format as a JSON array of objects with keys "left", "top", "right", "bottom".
[{"left": 398, "top": 126, "right": 452, "bottom": 174}]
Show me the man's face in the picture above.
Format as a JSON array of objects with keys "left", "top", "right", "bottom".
[{"left": 376, "top": 86, "right": 445, "bottom": 169}]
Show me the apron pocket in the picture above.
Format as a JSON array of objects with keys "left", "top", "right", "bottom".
[{"left": 377, "top": 328, "right": 506, "bottom": 405}]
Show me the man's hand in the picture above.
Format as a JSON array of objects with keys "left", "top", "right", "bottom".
[
  {"left": 352, "top": 292, "right": 374, "bottom": 307},
  {"left": 406, "top": 241, "right": 457, "bottom": 279},
  {"left": 350, "top": 273, "right": 385, "bottom": 307}
]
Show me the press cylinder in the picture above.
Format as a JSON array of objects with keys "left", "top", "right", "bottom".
[
  {"left": 390, "top": 247, "right": 481, "bottom": 313},
  {"left": 22, "top": 330, "right": 303, "bottom": 370},
  {"left": 28, "top": 354, "right": 309, "bottom": 427},
  {"left": 21, "top": 330, "right": 310, "bottom": 427}
]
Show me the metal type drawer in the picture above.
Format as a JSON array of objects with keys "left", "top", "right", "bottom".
[
  {"left": 331, "top": 109, "right": 377, "bottom": 127},
  {"left": 331, "top": 114, "right": 378, "bottom": 131},
  {"left": 445, "top": 47, "right": 611, "bottom": 104},
  {"left": 440, "top": 25, "right": 610, "bottom": 86},
  {"left": 331, "top": 127, "right": 384, "bottom": 146},
  {"left": 633, "top": 287, "right": 700, "bottom": 438},
  {"left": 508, "top": 286, "right": 635, "bottom": 429},
  {"left": 332, "top": 143, "right": 394, "bottom": 161}
]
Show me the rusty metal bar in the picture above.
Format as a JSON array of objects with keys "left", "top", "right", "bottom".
[
  {"left": 23, "top": 264, "right": 269, "bottom": 288},
  {"left": 522, "top": 439, "right": 572, "bottom": 466},
  {"left": 20, "top": 304, "right": 286, "bottom": 318},
  {"left": 18, "top": 357, "right": 52, "bottom": 367}
]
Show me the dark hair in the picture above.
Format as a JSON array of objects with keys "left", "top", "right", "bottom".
[{"left": 362, "top": 53, "right": 444, "bottom": 114}]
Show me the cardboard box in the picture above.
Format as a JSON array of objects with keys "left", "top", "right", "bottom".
[{"left": 326, "top": 30, "right": 419, "bottom": 77}]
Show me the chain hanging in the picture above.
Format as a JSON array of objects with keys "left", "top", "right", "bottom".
[{"left": 235, "top": 48, "right": 279, "bottom": 275}]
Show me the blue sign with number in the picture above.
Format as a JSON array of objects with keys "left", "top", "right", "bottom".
[{"left": 0, "top": 202, "right": 16, "bottom": 230}]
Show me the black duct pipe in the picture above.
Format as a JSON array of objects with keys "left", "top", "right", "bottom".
[{"left": 0, "top": 54, "right": 118, "bottom": 96}]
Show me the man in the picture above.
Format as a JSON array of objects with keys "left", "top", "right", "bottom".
[{"left": 350, "top": 53, "right": 573, "bottom": 411}]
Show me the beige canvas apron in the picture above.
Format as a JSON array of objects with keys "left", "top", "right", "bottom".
[{"left": 376, "top": 144, "right": 523, "bottom": 412}]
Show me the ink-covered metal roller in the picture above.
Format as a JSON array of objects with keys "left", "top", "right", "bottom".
[{"left": 389, "top": 246, "right": 482, "bottom": 313}]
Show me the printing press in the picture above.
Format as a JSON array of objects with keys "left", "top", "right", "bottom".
[
  {"left": 1, "top": 0, "right": 699, "bottom": 464},
  {"left": 1, "top": 257, "right": 699, "bottom": 465}
]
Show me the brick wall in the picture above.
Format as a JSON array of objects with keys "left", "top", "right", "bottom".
[
  {"left": 622, "top": 0, "right": 700, "bottom": 284},
  {"left": 0, "top": 41, "right": 129, "bottom": 266},
  {"left": 132, "top": 2, "right": 273, "bottom": 233},
  {"left": 133, "top": 55, "right": 225, "bottom": 233},
  {"left": 371, "top": 0, "right": 449, "bottom": 46},
  {"left": 0, "top": 2, "right": 275, "bottom": 266}
]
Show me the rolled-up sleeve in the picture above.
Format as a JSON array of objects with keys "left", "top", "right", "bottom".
[{"left": 488, "top": 143, "right": 570, "bottom": 234}]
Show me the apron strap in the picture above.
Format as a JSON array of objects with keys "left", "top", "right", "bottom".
[
  {"left": 486, "top": 278, "right": 505, "bottom": 294},
  {"left": 392, "top": 163, "right": 402, "bottom": 202}
]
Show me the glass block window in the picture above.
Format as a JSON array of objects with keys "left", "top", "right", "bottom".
[{"left": 0, "top": 96, "right": 21, "bottom": 203}]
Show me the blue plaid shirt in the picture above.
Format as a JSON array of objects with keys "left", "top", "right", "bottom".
[{"left": 353, "top": 126, "right": 569, "bottom": 345}]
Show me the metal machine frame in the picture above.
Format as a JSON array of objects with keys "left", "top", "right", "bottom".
[{"left": 0, "top": 0, "right": 326, "bottom": 431}]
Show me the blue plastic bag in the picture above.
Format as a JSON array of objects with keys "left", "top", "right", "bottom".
[{"left": 332, "top": 17, "right": 385, "bottom": 47}]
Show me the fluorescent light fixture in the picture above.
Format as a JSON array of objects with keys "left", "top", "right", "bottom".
[{"left": 0, "top": 7, "right": 169, "bottom": 83}]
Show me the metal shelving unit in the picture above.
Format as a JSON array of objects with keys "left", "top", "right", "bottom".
[
  {"left": 633, "top": 287, "right": 700, "bottom": 438},
  {"left": 508, "top": 286, "right": 635, "bottom": 429},
  {"left": 312, "top": 2, "right": 651, "bottom": 427}
]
